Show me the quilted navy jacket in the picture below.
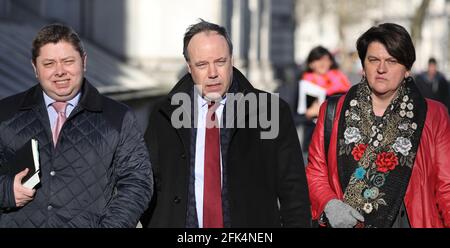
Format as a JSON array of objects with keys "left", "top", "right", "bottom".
[{"left": 0, "top": 80, "right": 153, "bottom": 227}]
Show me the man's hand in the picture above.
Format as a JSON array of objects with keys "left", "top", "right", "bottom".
[
  {"left": 324, "top": 199, "right": 364, "bottom": 228},
  {"left": 14, "top": 168, "right": 36, "bottom": 207}
]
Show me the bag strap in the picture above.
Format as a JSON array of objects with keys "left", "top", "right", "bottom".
[{"left": 324, "top": 95, "right": 340, "bottom": 163}]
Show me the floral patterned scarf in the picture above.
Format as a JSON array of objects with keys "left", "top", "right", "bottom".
[{"left": 336, "top": 77, "right": 427, "bottom": 228}]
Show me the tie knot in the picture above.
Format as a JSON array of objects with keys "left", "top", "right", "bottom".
[
  {"left": 52, "top": 101, "right": 68, "bottom": 114},
  {"left": 207, "top": 102, "right": 219, "bottom": 112}
]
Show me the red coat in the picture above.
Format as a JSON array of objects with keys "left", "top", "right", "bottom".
[{"left": 306, "top": 96, "right": 450, "bottom": 228}]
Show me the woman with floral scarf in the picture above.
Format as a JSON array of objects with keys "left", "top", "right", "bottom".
[{"left": 306, "top": 23, "right": 450, "bottom": 228}]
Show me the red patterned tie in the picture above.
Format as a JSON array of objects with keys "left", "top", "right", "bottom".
[
  {"left": 52, "top": 101, "right": 68, "bottom": 146},
  {"left": 203, "top": 102, "right": 223, "bottom": 228}
]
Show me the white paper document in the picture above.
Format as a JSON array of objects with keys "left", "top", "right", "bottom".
[
  {"left": 297, "top": 79, "right": 327, "bottom": 115},
  {"left": 22, "top": 139, "right": 40, "bottom": 189}
]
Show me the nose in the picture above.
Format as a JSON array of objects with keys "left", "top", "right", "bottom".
[
  {"left": 54, "top": 62, "right": 66, "bottom": 77},
  {"left": 208, "top": 64, "right": 218, "bottom": 79},
  {"left": 377, "top": 61, "right": 387, "bottom": 74}
]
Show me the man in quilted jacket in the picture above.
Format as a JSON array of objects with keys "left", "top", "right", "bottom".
[{"left": 0, "top": 23, "right": 153, "bottom": 227}]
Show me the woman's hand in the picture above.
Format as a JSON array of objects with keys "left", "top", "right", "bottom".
[{"left": 305, "top": 100, "right": 320, "bottom": 120}]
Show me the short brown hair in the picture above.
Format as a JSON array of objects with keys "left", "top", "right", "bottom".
[{"left": 32, "top": 23, "right": 85, "bottom": 64}]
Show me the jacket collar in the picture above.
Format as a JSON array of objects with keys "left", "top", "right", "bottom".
[
  {"left": 231, "top": 66, "right": 255, "bottom": 94},
  {"left": 77, "top": 79, "right": 103, "bottom": 112},
  {"left": 19, "top": 84, "right": 45, "bottom": 110},
  {"left": 19, "top": 78, "right": 103, "bottom": 112}
]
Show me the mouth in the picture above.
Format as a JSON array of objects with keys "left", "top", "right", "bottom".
[
  {"left": 205, "top": 82, "right": 222, "bottom": 91},
  {"left": 375, "top": 76, "right": 387, "bottom": 81},
  {"left": 53, "top": 79, "right": 70, "bottom": 88}
]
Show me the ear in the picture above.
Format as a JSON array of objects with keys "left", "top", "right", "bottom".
[
  {"left": 31, "top": 60, "right": 38, "bottom": 78},
  {"left": 83, "top": 54, "right": 87, "bottom": 72},
  {"left": 187, "top": 62, "right": 192, "bottom": 74},
  {"left": 405, "top": 70, "right": 410, "bottom": 78}
]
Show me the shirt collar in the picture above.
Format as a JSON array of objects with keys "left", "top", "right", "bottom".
[
  {"left": 43, "top": 91, "right": 81, "bottom": 108},
  {"left": 198, "top": 95, "right": 227, "bottom": 108}
]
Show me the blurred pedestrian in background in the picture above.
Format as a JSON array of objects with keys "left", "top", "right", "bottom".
[
  {"left": 297, "top": 46, "right": 351, "bottom": 160},
  {"left": 414, "top": 57, "right": 450, "bottom": 113}
]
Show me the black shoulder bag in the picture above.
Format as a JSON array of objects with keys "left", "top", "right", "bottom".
[{"left": 324, "top": 95, "right": 340, "bottom": 162}]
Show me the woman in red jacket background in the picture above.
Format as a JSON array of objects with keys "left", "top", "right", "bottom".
[
  {"left": 297, "top": 46, "right": 351, "bottom": 161},
  {"left": 306, "top": 23, "right": 450, "bottom": 228}
]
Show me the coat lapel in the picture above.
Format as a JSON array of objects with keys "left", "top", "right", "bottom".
[
  {"left": 159, "top": 73, "right": 194, "bottom": 160},
  {"left": 227, "top": 68, "right": 254, "bottom": 140},
  {"left": 19, "top": 84, "right": 53, "bottom": 144}
]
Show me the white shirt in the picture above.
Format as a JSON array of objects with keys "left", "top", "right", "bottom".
[{"left": 195, "top": 95, "right": 226, "bottom": 228}]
